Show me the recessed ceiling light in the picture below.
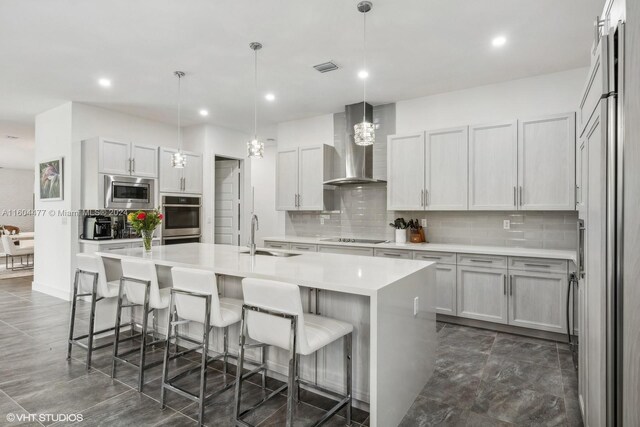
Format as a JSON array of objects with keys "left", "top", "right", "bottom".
[
  {"left": 265, "top": 93, "right": 275, "bottom": 102},
  {"left": 98, "top": 78, "right": 112, "bottom": 87},
  {"left": 492, "top": 36, "right": 507, "bottom": 47},
  {"left": 199, "top": 109, "right": 209, "bottom": 116},
  {"left": 358, "top": 70, "right": 369, "bottom": 79}
]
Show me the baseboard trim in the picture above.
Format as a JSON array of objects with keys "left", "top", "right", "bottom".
[
  {"left": 437, "top": 314, "right": 568, "bottom": 343},
  {"left": 32, "top": 281, "right": 71, "bottom": 301}
]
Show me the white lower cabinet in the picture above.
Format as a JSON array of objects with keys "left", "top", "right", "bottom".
[
  {"left": 457, "top": 265, "right": 508, "bottom": 324},
  {"left": 264, "top": 241, "right": 291, "bottom": 250},
  {"left": 508, "top": 270, "right": 568, "bottom": 333},
  {"left": 317, "top": 245, "right": 374, "bottom": 257},
  {"left": 434, "top": 264, "right": 457, "bottom": 316}
]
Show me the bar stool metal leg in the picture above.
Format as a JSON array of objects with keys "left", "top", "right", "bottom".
[
  {"left": 261, "top": 345, "right": 267, "bottom": 390},
  {"left": 111, "top": 278, "right": 126, "bottom": 379},
  {"left": 345, "top": 332, "right": 352, "bottom": 426},
  {"left": 197, "top": 297, "right": 212, "bottom": 426},
  {"left": 160, "top": 291, "right": 174, "bottom": 410},
  {"left": 223, "top": 326, "right": 229, "bottom": 375},
  {"left": 234, "top": 308, "right": 247, "bottom": 423},
  {"left": 86, "top": 274, "right": 99, "bottom": 370},
  {"left": 67, "top": 270, "right": 80, "bottom": 361},
  {"left": 138, "top": 285, "right": 151, "bottom": 391},
  {"left": 285, "top": 316, "right": 298, "bottom": 427}
]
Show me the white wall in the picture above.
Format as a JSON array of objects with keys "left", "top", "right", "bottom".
[
  {"left": 33, "top": 102, "right": 73, "bottom": 299},
  {"left": 396, "top": 68, "right": 587, "bottom": 133},
  {"left": 34, "top": 102, "right": 182, "bottom": 300},
  {"left": 277, "top": 114, "right": 334, "bottom": 149},
  {"left": 0, "top": 168, "right": 35, "bottom": 232},
  {"left": 183, "top": 124, "right": 251, "bottom": 245}
]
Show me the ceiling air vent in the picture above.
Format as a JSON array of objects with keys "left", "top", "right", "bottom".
[{"left": 313, "top": 61, "right": 339, "bottom": 73}]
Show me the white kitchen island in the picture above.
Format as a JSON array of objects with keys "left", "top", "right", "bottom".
[{"left": 98, "top": 243, "right": 436, "bottom": 427}]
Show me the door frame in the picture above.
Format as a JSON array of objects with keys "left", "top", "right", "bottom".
[{"left": 212, "top": 154, "right": 245, "bottom": 247}]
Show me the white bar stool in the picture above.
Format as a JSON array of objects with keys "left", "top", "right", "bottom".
[
  {"left": 234, "top": 278, "right": 353, "bottom": 427},
  {"left": 112, "top": 258, "right": 171, "bottom": 391},
  {"left": 161, "top": 267, "right": 255, "bottom": 426},
  {"left": 67, "top": 253, "right": 129, "bottom": 369}
]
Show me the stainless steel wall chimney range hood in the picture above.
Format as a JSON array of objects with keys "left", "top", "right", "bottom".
[{"left": 323, "top": 102, "right": 388, "bottom": 186}]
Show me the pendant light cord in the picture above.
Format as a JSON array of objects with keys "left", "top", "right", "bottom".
[
  {"left": 177, "top": 73, "right": 182, "bottom": 153},
  {"left": 362, "top": 9, "right": 367, "bottom": 124},
  {"left": 254, "top": 48, "right": 258, "bottom": 140}
]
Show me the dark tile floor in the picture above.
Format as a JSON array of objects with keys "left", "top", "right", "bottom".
[
  {"left": 399, "top": 322, "right": 584, "bottom": 427},
  {"left": 0, "top": 276, "right": 583, "bottom": 426}
]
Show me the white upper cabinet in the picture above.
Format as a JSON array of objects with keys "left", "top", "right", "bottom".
[
  {"left": 97, "top": 138, "right": 158, "bottom": 178},
  {"left": 276, "top": 148, "right": 299, "bottom": 211},
  {"left": 99, "top": 139, "right": 132, "bottom": 176},
  {"left": 298, "top": 146, "right": 324, "bottom": 210},
  {"left": 518, "top": 113, "right": 575, "bottom": 210},
  {"left": 468, "top": 122, "right": 518, "bottom": 210},
  {"left": 387, "top": 133, "right": 425, "bottom": 211},
  {"left": 276, "top": 145, "right": 333, "bottom": 211},
  {"left": 182, "top": 152, "right": 203, "bottom": 194},
  {"left": 159, "top": 148, "right": 203, "bottom": 194},
  {"left": 130, "top": 143, "right": 159, "bottom": 178},
  {"left": 425, "top": 127, "right": 468, "bottom": 210}
]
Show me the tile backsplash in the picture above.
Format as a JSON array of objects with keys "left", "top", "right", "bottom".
[{"left": 285, "top": 183, "right": 578, "bottom": 250}]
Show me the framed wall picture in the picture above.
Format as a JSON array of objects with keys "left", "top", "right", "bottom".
[{"left": 38, "top": 157, "right": 63, "bottom": 201}]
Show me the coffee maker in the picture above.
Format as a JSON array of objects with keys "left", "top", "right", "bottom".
[{"left": 82, "top": 215, "right": 113, "bottom": 240}]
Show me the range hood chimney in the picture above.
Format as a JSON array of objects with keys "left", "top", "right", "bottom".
[{"left": 323, "top": 102, "right": 386, "bottom": 186}]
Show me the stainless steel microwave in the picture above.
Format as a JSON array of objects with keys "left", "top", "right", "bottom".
[{"left": 104, "top": 175, "right": 155, "bottom": 210}]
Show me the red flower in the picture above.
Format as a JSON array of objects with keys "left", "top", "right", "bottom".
[
  {"left": 157, "top": 214, "right": 163, "bottom": 220},
  {"left": 136, "top": 212, "right": 146, "bottom": 220}
]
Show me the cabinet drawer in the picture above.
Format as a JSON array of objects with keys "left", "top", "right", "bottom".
[
  {"left": 457, "top": 253, "right": 507, "bottom": 268},
  {"left": 413, "top": 251, "right": 456, "bottom": 265},
  {"left": 102, "top": 244, "right": 131, "bottom": 251},
  {"left": 290, "top": 243, "right": 318, "bottom": 252},
  {"left": 264, "top": 241, "right": 291, "bottom": 250},
  {"left": 317, "top": 245, "right": 374, "bottom": 257},
  {"left": 508, "top": 257, "right": 568, "bottom": 273},
  {"left": 374, "top": 248, "right": 412, "bottom": 259}
]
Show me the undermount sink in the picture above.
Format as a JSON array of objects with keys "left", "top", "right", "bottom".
[{"left": 239, "top": 249, "right": 301, "bottom": 257}]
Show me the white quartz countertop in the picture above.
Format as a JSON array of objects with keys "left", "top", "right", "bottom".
[
  {"left": 79, "top": 237, "right": 161, "bottom": 245},
  {"left": 97, "top": 243, "right": 435, "bottom": 297},
  {"left": 263, "top": 236, "right": 577, "bottom": 263}
]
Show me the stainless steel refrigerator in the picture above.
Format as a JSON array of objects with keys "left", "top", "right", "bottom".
[{"left": 575, "top": 17, "right": 625, "bottom": 427}]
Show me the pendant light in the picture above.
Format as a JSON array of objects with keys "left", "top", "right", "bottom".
[
  {"left": 171, "top": 71, "right": 187, "bottom": 168},
  {"left": 247, "top": 42, "right": 264, "bottom": 158},
  {"left": 354, "top": 1, "right": 375, "bottom": 146}
]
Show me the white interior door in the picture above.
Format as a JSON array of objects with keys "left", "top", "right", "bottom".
[
  {"left": 425, "top": 126, "right": 468, "bottom": 210},
  {"left": 518, "top": 113, "right": 575, "bottom": 210},
  {"left": 468, "top": 122, "right": 518, "bottom": 210},
  {"left": 214, "top": 160, "right": 240, "bottom": 245}
]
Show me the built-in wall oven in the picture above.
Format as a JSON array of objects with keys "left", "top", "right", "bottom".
[{"left": 161, "top": 195, "right": 201, "bottom": 245}]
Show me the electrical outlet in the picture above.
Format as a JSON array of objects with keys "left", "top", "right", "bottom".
[
  {"left": 503, "top": 220, "right": 510, "bottom": 230},
  {"left": 413, "top": 297, "right": 419, "bottom": 316},
  {"left": 420, "top": 218, "right": 427, "bottom": 227}
]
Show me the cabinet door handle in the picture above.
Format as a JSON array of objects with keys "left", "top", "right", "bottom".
[
  {"left": 470, "top": 259, "right": 492, "bottom": 263},
  {"left": 519, "top": 186, "right": 523, "bottom": 206},
  {"left": 513, "top": 186, "right": 517, "bottom": 206},
  {"left": 509, "top": 275, "right": 513, "bottom": 295},
  {"left": 419, "top": 255, "right": 441, "bottom": 260},
  {"left": 381, "top": 252, "right": 402, "bottom": 257},
  {"left": 503, "top": 274, "right": 507, "bottom": 295},
  {"left": 420, "top": 190, "right": 424, "bottom": 207},
  {"left": 132, "top": 158, "right": 135, "bottom": 174},
  {"left": 524, "top": 263, "right": 551, "bottom": 268},
  {"left": 425, "top": 189, "right": 429, "bottom": 206},
  {"left": 128, "top": 158, "right": 132, "bottom": 174}
]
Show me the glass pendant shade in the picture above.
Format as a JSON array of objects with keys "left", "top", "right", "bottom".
[
  {"left": 171, "top": 151, "right": 186, "bottom": 168},
  {"left": 247, "top": 138, "right": 264, "bottom": 158},
  {"left": 354, "top": 121, "right": 375, "bottom": 146}
]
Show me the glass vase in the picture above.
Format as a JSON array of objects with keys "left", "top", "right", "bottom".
[{"left": 141, "top": 229, "right": 155, "bottom": 252}]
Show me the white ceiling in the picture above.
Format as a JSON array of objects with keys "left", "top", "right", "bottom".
[{"left": 0, "top": 0, "right": 603, "bottom": 166}]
